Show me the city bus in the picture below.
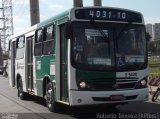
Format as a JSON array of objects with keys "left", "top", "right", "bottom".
[{"left": 8, "top": 7, "right": 148, "bottom": 112}]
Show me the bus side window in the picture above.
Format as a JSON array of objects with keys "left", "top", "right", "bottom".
[
  {"left": 16, "top": 36, "right": 25, "bottom": 59},
  {"left": 36, "top": 29, "right": 43, "bottom": 42},
  {"left": 34, "top": 29, "right": 43, "bottom": 56},
  {"left": 43, "top": 24, "right": 54, "bottom": 55}
]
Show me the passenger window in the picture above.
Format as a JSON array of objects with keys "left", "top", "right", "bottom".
[
  {"left": 36, "top": 29, "right": 43, "bottom": 43},
  {"left": 34, "top": 43, "right": 42, "bottom": 56},
  {"left": 16, "top": 36, "right": 25, "bottom": 59},
  {"left": 34, "top": 29, "right": 43, "bottom": 56},
  {"left": 43, "top": 25, "right": 54, "bottom": 55},
  {"left": 45, "top": 25, "right": 54, "bottom": 41}
]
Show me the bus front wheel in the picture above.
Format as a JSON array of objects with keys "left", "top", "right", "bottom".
[{"left": 46, "top": 83, "right": 59, "bottom": 112}]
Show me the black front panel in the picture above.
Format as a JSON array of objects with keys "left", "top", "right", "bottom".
[{"left": 75, "top": 8, "right": 142, "bottom": 23}]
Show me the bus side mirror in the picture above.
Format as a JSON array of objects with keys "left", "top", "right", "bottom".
[{"left": 65, "top": 22, "right": 72, "bottom": 39}]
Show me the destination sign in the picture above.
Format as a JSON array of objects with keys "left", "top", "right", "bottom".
[{"left": 75, "top": 8, "right": 142, "bottom": 23}]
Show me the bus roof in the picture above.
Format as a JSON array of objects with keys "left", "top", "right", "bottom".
[
  {"left": 10, "top": 10, "right": 69, "bottom": 41},
  {"left": 37, "top": 10, "right": 69, "bottom": 28}
]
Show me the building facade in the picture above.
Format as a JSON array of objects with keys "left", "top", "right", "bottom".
[
  {"left": 153, "top": 23, "right": 160, "bottom": 41},
  {"left": 146, "top": 24, "right": 153, "bottom": 41}
]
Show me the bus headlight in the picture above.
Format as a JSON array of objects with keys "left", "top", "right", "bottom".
[
  {"left": 141, "top": 79, "right": 147, "bottom": 86},
  {"left": 79, "top": 81, "right": 87, "bottom": 89},
  {"left": 77, "top": 80, "right": 91, "bottom": 90},
  {"left": 135, "top": 77, "right": 148, "bottom": 89}
]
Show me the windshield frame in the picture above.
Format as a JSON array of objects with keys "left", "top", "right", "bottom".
[{"left": 70, "top": 21, "right": 147, "bottom": 71}]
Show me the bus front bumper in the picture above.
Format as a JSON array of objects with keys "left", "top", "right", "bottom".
[{"left": 69, "top": 88, "right": 148, "bottom": 106}]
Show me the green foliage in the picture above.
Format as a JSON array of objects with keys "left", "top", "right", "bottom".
[{"left": 149, "top": 56, "right": 160, "bottom": 75}]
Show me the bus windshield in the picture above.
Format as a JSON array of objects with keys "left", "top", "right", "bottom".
[
  {"left": 72, "top": 22, "right": 114, "bottom": 71},
  {"left": 71, "top": 22, "right": 146, "bottom": 71},
  {"left": 116, "top": 25, "right": 146, "bottom": 70}
]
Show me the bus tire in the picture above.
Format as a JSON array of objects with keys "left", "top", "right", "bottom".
[
  {"left": 46, "top": 83, "right": 58, "bottom": 112},
  {"left": 18, "top": 80, "right": 26, "bottom": 100}
]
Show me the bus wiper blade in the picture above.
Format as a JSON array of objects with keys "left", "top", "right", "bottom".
[
  {"left": 89, "top": 20, "right": 111, "bottom": 56},
  {"left": 90, "top": 20, "right": 110, "bottom": 42}
]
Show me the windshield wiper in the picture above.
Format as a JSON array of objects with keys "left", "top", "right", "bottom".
[
  {"left": 90, "top": 20, "right": 110, "bottom": 42},
  {"left": 89, "top": 20, "right": 111, "bottom": 56}
]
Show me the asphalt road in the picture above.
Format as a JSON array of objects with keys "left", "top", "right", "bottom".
[{"left": 0, "top": 76, "right": 159, "bottom": 119}]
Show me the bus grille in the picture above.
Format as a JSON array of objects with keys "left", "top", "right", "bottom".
[
  {"left": 90, "top": 79, "right": 137, "bottom": 90},
  {"left": 92, "top": 95, "right": 138, "bottom": 101}
]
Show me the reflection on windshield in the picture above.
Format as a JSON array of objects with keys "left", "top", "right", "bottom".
[
  {"left": 116, "top": 26, "right": 146, "bottom": 68},
  {"left": 71, "top": 22, "right": 146, "bottom": 71},
  {"left": 117, "top": 29, "right": 145, "bottom": 55},
  {"left": 72, "top": 22, "right": 114, "bottom": 70},
  {"left": 74, "top": 30, "right": 113, "bottom": 65}
]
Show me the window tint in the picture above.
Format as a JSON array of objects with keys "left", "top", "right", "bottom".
[
  {"left": 34, "top": 43, "right": 42, "bottom": 56},
  {"left": 46, "top": 25, "right": 54, "bottom": 41},
  {"left": 43, "top": 25, "right": 54, "bottom": 55},
  {"left": 36, "top": 29, "right": 43, "bottom": 43},
  {"left": 16, "top": 48, "right": 25, "bottom": 59},
  {"left": 34, "top": 29, "right": 43, "bottom": 56}
]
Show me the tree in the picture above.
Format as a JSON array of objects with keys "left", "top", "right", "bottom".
[
  {"left": 146, "top": 32, "right": 151, "bottom": 42},
  {"left": 148, "top": 41, "right": 156, "bottom": 53}
]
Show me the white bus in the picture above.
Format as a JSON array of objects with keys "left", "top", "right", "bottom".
[{"left": 8, "top": 7, "right": 149, "bottom": 112}]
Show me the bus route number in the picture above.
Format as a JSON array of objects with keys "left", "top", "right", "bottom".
[
  {"left": 89, "top": 10, "right": 126, "bottom": 19},
  {"left": 125, "top": 72, "right": 137, "bottom": 78}
]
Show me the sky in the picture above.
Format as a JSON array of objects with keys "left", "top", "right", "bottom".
[{"left": 12, "top": 0, "right": 160, "bottom": 33}]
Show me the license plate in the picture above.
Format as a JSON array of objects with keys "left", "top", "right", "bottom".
[{"left": 110, "top": 95, "right": 126, "bottom": 101}]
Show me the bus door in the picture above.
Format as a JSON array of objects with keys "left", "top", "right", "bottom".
[
  {"left": 26, "top": 36, "right": 34, "bottom": 91},
  {"left": 59, "top": 24, "right": 68, "bottom": 101},
  {"left": 11, "top": 41, "right": 16, "bottom": 87}
]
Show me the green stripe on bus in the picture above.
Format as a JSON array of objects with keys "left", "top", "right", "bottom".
[{"left": 76, "top": 69, "right": 115, "bottom": 81}]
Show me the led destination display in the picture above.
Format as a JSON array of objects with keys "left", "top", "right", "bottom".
[{"left": 75, "top": 8, "right": 142, "bottom": 22}]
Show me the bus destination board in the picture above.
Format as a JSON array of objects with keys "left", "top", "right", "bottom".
[{"left": 75, "top": 8, "right": 142, "bottom": 23}]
